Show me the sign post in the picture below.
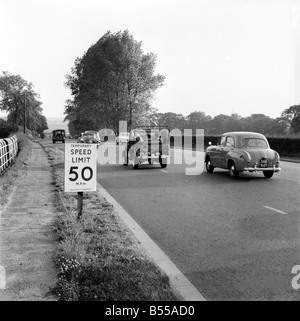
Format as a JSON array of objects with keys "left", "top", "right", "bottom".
[{"left": 64, "top": 143, "right": 97, "bottom": 220}]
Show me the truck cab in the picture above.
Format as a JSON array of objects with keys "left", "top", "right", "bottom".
[
  {"left": 122, "top": 126, "right": 170, "bottom": 169},
  {"left": 52, "top": 129, "right": 65, "bottom": 143}
]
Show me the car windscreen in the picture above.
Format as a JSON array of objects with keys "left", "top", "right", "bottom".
[
  {"left": 83, "top": 133, "right": 96, "bottom": 138},
  {"left": 54, "top": 130, "right": 64, "bottom": 135},
  {"left": 242, "top": 138, "right": 268, "bottom": 148}
]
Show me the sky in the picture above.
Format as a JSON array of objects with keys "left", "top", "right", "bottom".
[{"left": 0, "top": 0, "right": 299, "bottom": 121}]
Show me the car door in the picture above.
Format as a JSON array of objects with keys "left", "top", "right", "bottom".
[
  {"left": 213, "top": 135, "right": 226, "bottom": 167},
  {"left": 220, "top": 136, "right": 235, "bottom": 168}
]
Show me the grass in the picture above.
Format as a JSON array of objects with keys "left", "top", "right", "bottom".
[
  {"left": 0, "top": 132, "right": 32, "bottom": 207},
  {"left": 39, "top": 141, "right": 179, "bottom": 301}
]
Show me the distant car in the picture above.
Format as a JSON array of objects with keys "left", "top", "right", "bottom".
[
  {"left": 205, "top": 131, "right": 281, "bottom": 178},
  {"left": 116, "top": 132, "right": 129, "bottom": 145},
  {"left": 77, "top": 131, "right": 101, "bottom": 146},
  {"left": 52, "top": 129, "right": 65, "bottom": 143},
  {"left": 77, "top": 132, "right": 84, "bottom": 143}
]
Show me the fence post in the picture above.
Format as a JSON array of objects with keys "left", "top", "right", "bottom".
[{"left": 0, "top": 136, "right": 18, "bottom": 175}]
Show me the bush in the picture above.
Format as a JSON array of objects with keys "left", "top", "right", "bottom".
[
  {"left": 0, "top": 131, "right": 31, "bottom": 206},
  {"left": 267, "top": 137, "right": 300, "bottom": 157},
  {"left": 170, "top": 134, "right": 300, "bottom": 157},
  {"left": 0, "top": 123, "right": 19, "bottom": 138}
]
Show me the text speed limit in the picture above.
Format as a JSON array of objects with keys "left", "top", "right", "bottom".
[{"left": 64, "top": 143, "right": 97, "bottom": 192}]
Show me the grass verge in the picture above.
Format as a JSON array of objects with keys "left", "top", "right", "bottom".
[
  {"left": 39, "top": 141, "right": 179, "bottom": 301},
  {"left": 0, "top": 132, "right": 32, "bottom": 208}
]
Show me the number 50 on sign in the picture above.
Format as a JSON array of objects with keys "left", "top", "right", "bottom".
[{"left": 64, "top": 143, "right": 97, "bottom": 192}]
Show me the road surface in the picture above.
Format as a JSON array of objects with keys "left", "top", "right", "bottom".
[{"left": 56, "top": 140, "right": 300, "bottom": 300}]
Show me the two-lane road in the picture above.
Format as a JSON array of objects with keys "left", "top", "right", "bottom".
[{"left": 55, "top": 140, "right": 300, "bottom": 300}]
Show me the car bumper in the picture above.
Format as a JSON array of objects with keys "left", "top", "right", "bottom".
[{"left": 244, "top": 166, "right": 281, "bottom": 172}]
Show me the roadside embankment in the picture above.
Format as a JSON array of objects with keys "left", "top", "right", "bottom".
[{"left": 39, "top": 140, "right": 179, "bottom": 301}]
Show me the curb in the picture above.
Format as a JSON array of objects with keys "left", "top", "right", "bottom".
[{"left": 97, "top": 182, "right": 207, "bottom": 301}]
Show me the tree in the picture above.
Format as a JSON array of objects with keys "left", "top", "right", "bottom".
[
  {"left": 65, "top": 30, "right": 165, "bottom": 135},
  {"left": 0, "top": 71, "right": 28, "bottom": 125},
  {"left": 281, "top": 105, "right": 300, "bottom": 134},
  {"left": 35, "top": 115, "right": 48, "bottom": 135},
  {"left": 186, "top": 111, "right": 212, "bottom": 133},
  {"left": 209, "top": 114, "right": 232, "bottom": 134},
  {"left": 243, "top": 114, "right": 282, "bottom": 135},
  {"left": 0, "top": 71, "right": 47, "bottom": 132},
  {"left": 151, "top": 112, "right": 187, "bottom": 131}
]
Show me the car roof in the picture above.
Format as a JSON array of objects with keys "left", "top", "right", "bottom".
[
  {"left": 133, "top": 126, "right": 169, "bottom": 133},
  {"left": 221, "top": 131, "right": 267, "bottom": 139},
  {"left": 83, "top": 131, "right": 98, "bottom": 134}
]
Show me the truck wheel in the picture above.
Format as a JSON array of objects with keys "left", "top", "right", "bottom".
[
  {"left": 132, "top": 158, "right": 139, "bottom": 169},
  {"left": 159, "top": 157, "right": 167, "bottom": 168}
]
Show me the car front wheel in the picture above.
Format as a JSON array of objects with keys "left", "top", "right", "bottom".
[
  {"left": 205, "top": 157, "right": 214, "bottom": 173},
  {"left": 159, "top": 157, "right": 167, "bottom": 168},
  {"left": 228, "top": 161, "right": 239, "bottom": 178},
  {"left": 263, "top": 171, "right": 274, "bottom": 178}
]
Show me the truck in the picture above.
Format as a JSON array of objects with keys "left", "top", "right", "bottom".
[
  {"left": 52, "top": 129, "right": 65, "bottom": 143},
  {"left": 122, "top": 126, "right": 170, "bottom": 169}
]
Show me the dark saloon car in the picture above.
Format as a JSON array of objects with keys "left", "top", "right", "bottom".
[{"left": 205, "top": 132, "right": 281, "bottom": 178}]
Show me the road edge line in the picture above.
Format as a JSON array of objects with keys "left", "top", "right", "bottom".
[{"left": 96, "top": 182, "right": 207, "bottom": 301}]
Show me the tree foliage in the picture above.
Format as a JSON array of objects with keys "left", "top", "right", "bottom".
[
  {"left": 152, "top": 110, "right": 293, "bottom": 136},
  {"left": 186, "top": 111, "right": 212, "bottom": 133},
  {"left": 64, "top": 30, "right": 165, "bottom": 136},
  {"left": 281, "top": 105, "right": 300, "bottom": 134},
  {"left": 0, "top": 71, "right": 48, "bottom": 132}
]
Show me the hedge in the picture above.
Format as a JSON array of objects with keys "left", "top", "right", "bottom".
[
  {"left": 170, "top": 135, "right": 300, "bottom": 158},
  {"left": 0, "top": 124, "right": 19, "bottom": 139}
]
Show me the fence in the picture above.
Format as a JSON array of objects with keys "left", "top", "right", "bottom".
[{"left": 0, "top": 135, "right": 18, "bottom": 175}]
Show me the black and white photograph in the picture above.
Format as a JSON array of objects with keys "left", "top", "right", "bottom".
[{"left": 0, "top": 0, "right": 300, "bottom": 308}]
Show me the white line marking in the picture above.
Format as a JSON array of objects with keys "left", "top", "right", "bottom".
[
  {"left": 161, "top": 170, "right": 168, "bottom": 173},
  {"left": 263, "top": 206, "right": 287, "bottom": 215}
]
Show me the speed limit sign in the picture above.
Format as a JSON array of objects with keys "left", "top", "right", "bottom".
[{"left": 64, "top": 143, "right": 97, "bottom": 192}]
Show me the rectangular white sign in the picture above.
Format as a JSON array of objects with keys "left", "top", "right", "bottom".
[{"left": 64, "top": 143, "right": 97, "bottom": 192}]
